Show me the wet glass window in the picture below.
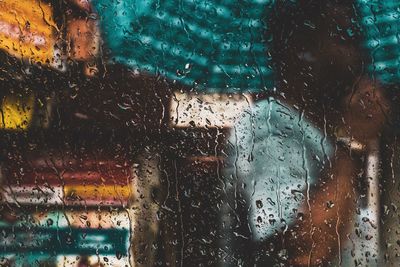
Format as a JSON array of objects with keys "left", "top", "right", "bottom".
[{"left": 0, "top": 0, "right": 398, "bottom": 266}]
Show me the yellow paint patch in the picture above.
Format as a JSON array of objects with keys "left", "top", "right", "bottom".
[{"left": 0, "top": 94, "right": 34, "bottom": 130}]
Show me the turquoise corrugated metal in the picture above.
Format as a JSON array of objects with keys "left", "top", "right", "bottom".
[
  {"left": 92, "top": 0, "right": 275, "bottom": 92},
  {"left": 356, "top": 0, "right": 400, "bottom": 84}
]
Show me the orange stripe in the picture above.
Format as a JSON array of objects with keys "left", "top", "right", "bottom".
[{"left": 64, "top": 185, "right": 132, "bottom": 200}]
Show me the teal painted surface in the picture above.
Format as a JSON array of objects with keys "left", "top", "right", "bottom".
[
  {"left": 0, "top": 215, "right": 129, "bottom": 265},
  {"left": 224, "top": 99, "right": 333, "bottom": 240},
  {"left": 0, "top": 226, "right": 129, "bottom": 255},
  {"left": 92, "top": 0, "right": 275, "bottom": 92},
  {"left": 356, "top": 0, "right": 400, "bottom": 84}
]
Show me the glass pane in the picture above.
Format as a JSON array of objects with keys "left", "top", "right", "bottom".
[{"left": 0, "top": 0, "right": 397, "bottom": 266}]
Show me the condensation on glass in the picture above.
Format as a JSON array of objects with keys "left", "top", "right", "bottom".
[{"left": 0, "top": 0, "right": 398, "bottom": 266}]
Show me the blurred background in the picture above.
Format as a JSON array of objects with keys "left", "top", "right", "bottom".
[{"left": 0, "top": 0, "right": 399, "bottom": 266}]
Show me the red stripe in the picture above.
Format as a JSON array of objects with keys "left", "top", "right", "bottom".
[{"left": 4, "top": 169, "right": 134, "bottom": 186}]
